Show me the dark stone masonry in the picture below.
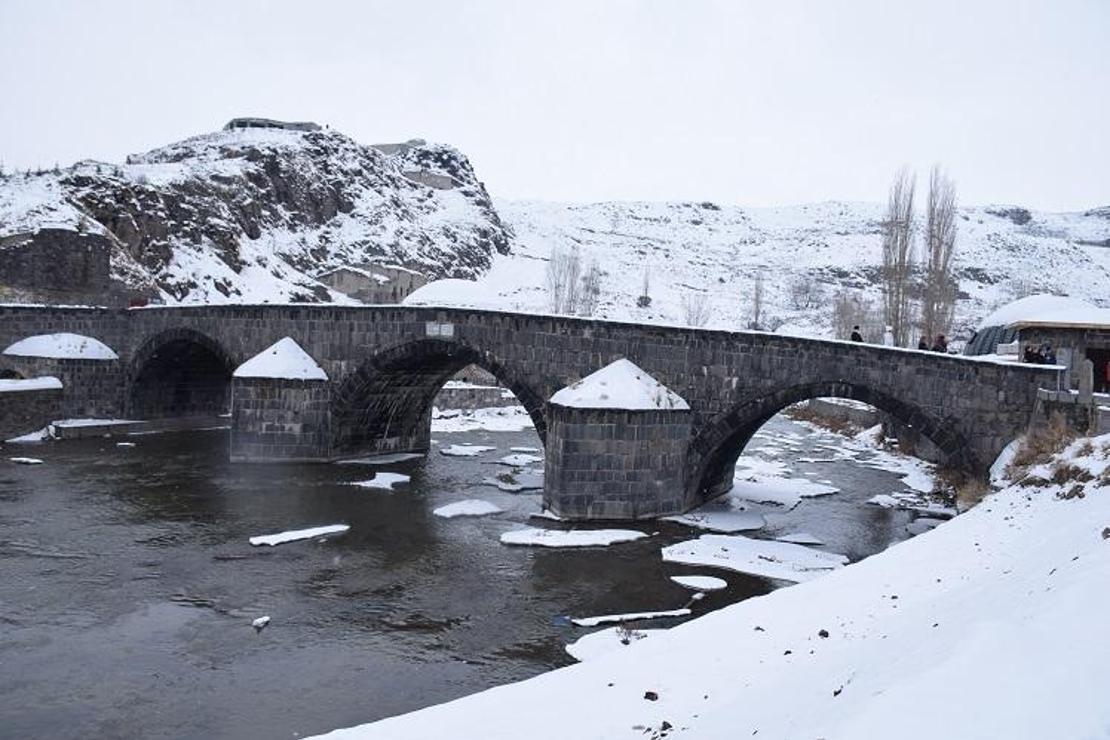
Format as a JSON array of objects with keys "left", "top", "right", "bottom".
[
  {"left": 230, "top": 377, "right": 332, "bottom": 463},
  {"left": 0, "top": 305, "right": 1066, "bottom": 519}
]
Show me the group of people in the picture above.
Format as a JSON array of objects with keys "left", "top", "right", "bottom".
[
  {"left": 847, "top": 326, "right": 949, "bottom": 353},
  {"left": 1023, "top": 344, "right": 1057, "bottom": 365}
]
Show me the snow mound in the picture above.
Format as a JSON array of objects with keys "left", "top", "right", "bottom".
[
  {"left": 662, "top": 534, "right": 849, "bottom": 583},
  {"left": 433, "top": 499, "right": 504, "bottom": 518},
  {"left": 402, "top": 279, "right": 503, "bottom": 310},
  {"left": 3, "top": 333, "right": 118, "bottom": 360},
  {"left": 233, "top": 337, "right": 327, "bottom": 380},
  {"left": 549, "top": 358, "right": 688, "bottom": 410},
  {"left": 500, "top": 527, "right": 647, "bottom": 548},
  {"left": 977, "top": 293, "right": 1108, "bottom": 329},
  {"left": 0, "top": 377, "right": 62, "bottom": 393}
]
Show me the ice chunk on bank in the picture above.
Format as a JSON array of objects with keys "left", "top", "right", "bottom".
[
  {"left": 549, "top": 358, "right": 688, "bottom": 410},
  {"left": 431, "top": 406, "right": 535, "bottom": 433},
  {"left": 496, "top": 453, "right": 543, "bottom": 466},
  {"left": 440, "top": 444, "right": 496, "bottom": 457},
  {"left": 433, "top": 499, "right": 504, "bottom": 518},
  {"left": 249, "top": 524, "right": 349, "bottom": 546},
  {"left": 571, "top": 608, "right": 691, "bottom": 628},
  {"left": 336, "top": 452, "right": 424, "bottom": 466},
  {"left": 565, "top": 626, "right": 661, "bottom": 662},
  {"left": 0, "top": 376, "right": 62, "bottom": 393},
  {"left": 483, "top": 468, "right": 544, "bottom": 492},
  {"left": 775, "top": 531, "right": 825, "bottom": 545},
  {"left": 348, "top": 472, "right": 410, "bottom": 490},
  {"left": 5, "top": 426, "right": 54, "bottom": 443},
  {"left": 662, "top": 534, "right": 848, "bottom": 583},
  {"left": 500, "top": 527, "right": 648, "bottom": 548},
  {"left": 868, "top": 492, "right": 956, "bottom": 518},
  {"left": 233, "top": 337, "right": 327, "bottom": 381},
  {"left": 906, "top": 517, "right": 946, "bottom": 535},
  {"left": 3, "top": 333, "right": 118, "bottom": 360},
  {"left": 670, "top": 575, "right": 728, "bottom": 591}
]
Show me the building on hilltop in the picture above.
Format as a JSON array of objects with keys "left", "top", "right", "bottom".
[{"left": 224, "top": 117, "right": 322, "bottom": 132}]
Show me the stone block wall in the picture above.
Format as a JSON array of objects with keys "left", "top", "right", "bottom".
[
  {"left": 2, "top": 357, "right": 124, "bottom": 419},
  {"left": 0, "top": 387, "right": 63, "bottom": 440},
  {"left": 544, "top": 404, "right": 691, "bottom": 520},
  {"left": 0, "top": 230, "right": 111, "bottom": 303},
  {"left": 230, "top": 378, "right": 331, "bottom": 462}
]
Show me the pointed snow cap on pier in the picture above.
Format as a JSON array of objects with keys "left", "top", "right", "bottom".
[
  {"left": 3, "top": 332, "right": 118, "bottom": 360},
  {"left": 549, "top": 358, "right": 689, "bottom": 411},
  {"left": 233, "top": 337, "right": 327, "bottom": 381}
]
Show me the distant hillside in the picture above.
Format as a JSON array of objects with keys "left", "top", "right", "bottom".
[
  {"left": 0, "top": 123, "right": 511, "bottom": 303},
  {"left": 466, "top": 199, "right": 1110, "bottom": 339}
]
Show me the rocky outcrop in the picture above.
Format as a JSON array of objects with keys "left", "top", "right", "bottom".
[{"left": 0, "top": 125, "right": 512, "bottom": 303}]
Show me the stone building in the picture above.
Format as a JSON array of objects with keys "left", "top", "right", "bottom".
[
  {"left": 965, "top": 294, "right": 1110, "bottom": 391},
  {"left": 0, "top": 229, "right": 112, "bottom": 304},
  {"left": 316, "top": 265, "right": 428, "bottom": 305}
]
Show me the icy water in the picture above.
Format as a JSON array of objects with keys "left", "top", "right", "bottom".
[{"left": 0, "top": 417, "right": 920, "bottom": 739}]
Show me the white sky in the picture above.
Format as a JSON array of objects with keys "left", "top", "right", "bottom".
[{"left": 1, "top": 0, "right": 1107, "bottom": 210}]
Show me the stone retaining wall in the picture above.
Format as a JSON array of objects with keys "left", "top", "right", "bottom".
[{"left": 0, "top": 387, "right": 62, "bottom": 440}]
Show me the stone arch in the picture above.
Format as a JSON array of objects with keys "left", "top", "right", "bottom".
[
  {"left": 0, "top": 367, "right": 24, "bottom": 380},
  {"left": 687, "top": 380, "right": 979, "bottom": 502},
  {"left": 128, "top": 328, "right": 235, "bottom": 418},
  {"left": 331, "top": 338, "right": 546, "bottom": 456}
]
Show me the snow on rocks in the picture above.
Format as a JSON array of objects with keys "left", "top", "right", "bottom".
[
  {"left": 500, "top": 527, "right": 648, "bottom": 548},
  {"left": 233, "top": 337, "right": 327, "bottom": 380},
  {"left": 482, "top": 469, "right": 544, "bottom": 492},
  {"left": 662, "top": 534, "right": 849, "bottom": 583},
  {"left": 662, "top": 510, "right": 765, "bottom": 534},
  {"left": 2, "top": 333, "right": 118, "bottom": 360},
  {"left": 433, "top": 499, "right": 504, "bottom": 518},
  {"left": 440, "top": 444, "right": 496, "bottom": 457},
  {"left": 431, "top": 406, "right": 534, "bottom": 433},
  {"left": 496, "top": 453, "right": 543, "bottom": 466},
  {"left": 0, "top": 376, "right": 62, "bottom": 393},
  {"left": 9, "top": 457, "right": 44, "bottom": 465},
  {"left": 548, "top": 358, "right": 688, "bottom": 411},
  {"left": 348, "top": 473, "right": 410, "bottom": 490},
  {"left": 669, "top": 575, "right": 728, "bottom": 592},
  {"left": 867, "top": 492, "right": 956, "bottom": 518},
  {"left": 565, "top": 626, "right": 661, "bottom": 662},
  {"left": 570, "top": 609, "right": 692, "bottom": 628},
  {"left": 249, "top": 524, "right": 349, "bottom": 546}
]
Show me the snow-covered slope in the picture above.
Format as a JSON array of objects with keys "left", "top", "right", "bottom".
[
  {"left": 0, "top": 125, "right": 510, "bottom": 303},
  {"left": 479, "top": 199, "right": 1110, "bottom": 337},
  {"left": 311, "top": 434, "right": 1110, "bottom": 740}
]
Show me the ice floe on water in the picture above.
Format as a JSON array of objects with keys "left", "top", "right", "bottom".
[
  {"left": 662, "top": 510, "right": 765, "bottom": 533},
  {"left": 728, "top": 455, "right": 839, "bottom": 510},
  {"left": 565, "top": 626, "right": 662, "bottom": 662},
  {"left": 348, "top": 472, "right": 411, "bottom": 490},
  {"left": 336, "top": 452, "right": 424, "bottom": 466},
  {"left": 571, "top": 608, "right": 691, "bottom": 628},
  {"left": 433, "top": 499, "right": 504, "bottom": 518},
  {"left": 9, "top": 457, "right": 44, "bottom": 465},
  {"left": 482, "top": 469, "right": 544, "bottom": 492},
  {"left": 670, "top": 575, "right": 728, "bottom": 591},
  {"left": 500, "top": 527, "right": 647, "bottom": 548},
  {"left": 440, "top": 444, "right": 496, "bottom": 457},
  {"left": 496, "top": 453, "right": 543, "bottom": 466},
  {"left": 775, "top": 531, "right": 825, "bottom": 545},
  {"left": 116, "top": 442, "right": 137, "bottom": 448},
  {"left": 868, "top": 492, "right": 956, "bottom": 518},
  {"left": 510, "top": 446, "right": 540, "bottom": 453},
  {"left": 249, "top": 524, "right": 350, "bottom": 547},
  {"left": 662, "top": 533, "right": 848, "bottom": 583}
]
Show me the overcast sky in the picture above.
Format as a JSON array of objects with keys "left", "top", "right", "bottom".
[{"left": 1, "top": 0, "right": 1107, "bottom": 210}]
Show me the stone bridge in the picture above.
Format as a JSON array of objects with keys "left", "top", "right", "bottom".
[{"left": 0, "top": 305, "right": 1063, "bottom": 519}]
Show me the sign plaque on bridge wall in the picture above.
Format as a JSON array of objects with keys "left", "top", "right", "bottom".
[{"left": 425, "top": 321, "right": 455, "bottom": 338}]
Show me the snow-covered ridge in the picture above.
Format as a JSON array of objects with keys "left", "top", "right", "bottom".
[{"left": 0, "top": 124, "right": 511, "bottom": 304}]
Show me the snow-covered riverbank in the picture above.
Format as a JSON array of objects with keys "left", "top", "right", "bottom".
[{"left": 311, "top": 435, "right": 1110, "bottom": 740}]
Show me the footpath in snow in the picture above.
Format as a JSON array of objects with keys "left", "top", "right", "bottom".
[{"left": 309, "top": 435, "right": 1110, "bottom": 740}]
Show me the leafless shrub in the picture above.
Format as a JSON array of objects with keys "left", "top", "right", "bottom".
[
  {"left": 579, "top": 261, "right": 603, "bottom": 317},
  {"left": 1007, "top": 413, "right": 1075, "bottom": 475},
  {"left": 788, "top": 273, "right": 826, "bottom": 310},
  {"left": 881, "top": 167, "right": 916, "bottom": 346},
  {"left": 681, "top": 291, "right": 712, "bottom": 327}
]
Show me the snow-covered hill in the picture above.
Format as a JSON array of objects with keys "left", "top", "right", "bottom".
[
  {"left": 470, "top": 199, "right": 1110, "bottom": 338},
  {"left": 0, "top": 124, "right": 510, "bottom": 303}
]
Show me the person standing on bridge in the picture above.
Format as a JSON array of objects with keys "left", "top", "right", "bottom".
[
  {"left": 850, "top": 325, "right": 864, "bottom": 342},
  {"left": 917, "top": 337, "right": 930, "bottom": 351},
  {"left": 932, "top": 334, "right": 948, "bottom": 353}
]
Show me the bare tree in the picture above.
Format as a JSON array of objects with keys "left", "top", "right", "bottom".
[
  {"left": 880, "top": 167, "right": 916, "bottom": 346},
  {"left": 919, "top": 165, "right": 959, "bottom": 344},
  {"left": 787, "top": 273, "right": 826, "bottom": 310},
  {"left": 681, "top": 291, "right": 712, "bottom": 327},
  {"left": 579, "top": 260, "right": 603, "bottom": 317},
  {"left": 747, "top": 271, "right": 765, "bottom": 330},
  {"left": 637, "top": 267, "right": 652, "bottom": 308},
  {"left": 833, "top": 289, "right": 882, "bottom": 342},
  {"left": 545, "top": 245, "right": 583, "bottom": 314}
]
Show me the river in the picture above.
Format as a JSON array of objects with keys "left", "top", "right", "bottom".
[{"left": 0, "top": 415, "right": 924, "bottom": 739}]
